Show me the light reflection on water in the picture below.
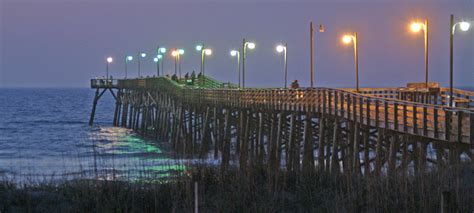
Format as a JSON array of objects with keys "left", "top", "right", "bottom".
[
  {"left": 0, "top": 89, "right": 188, "bottom": 182},
  {"left": 2, "top": 126, "right": 187, "bottom": 182},
  {"left": 85, "top": 127, "right": 187, "bottom": 181}
]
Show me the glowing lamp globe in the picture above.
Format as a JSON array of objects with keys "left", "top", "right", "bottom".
[
  {"left": 460, "top": 21, "right": 471, "bottom": 31},
  {"left": 106, "top": 57, "right": 113, "bottom": 63},
  {"left": 157, "top": 54, "right": 163, "bottom": 59},
  {"left": 153, "top": 57, "right": 159, "bottom": 62},
  {"left": 171, "top": 51, "right": 178, "bottom": 57},
  {"left": 127, "top": 56, "right": 133, "bottom": 61},
  {"left": 204, "top": 49, "right": 212, "bottom": 56},
  {"left": 159, "top": 47, "right": 167, "bottom": 54},
  {"left": 178, "top": 49, "right": 185, "bottom": 55},
  {"left": 276, "top": 45, "right": 285, "bottom": 53},
  {"left": 195, "top": 45, "right": 203, "bottom": 51},
  {"left": 230, "top": 50, "right": 238, "bottom": 56},
  {"left": 342, "top": 35, "right": 352, "bottom": 44},
  {"left": 140, "top": 53, "right": 147, "bottom": 58},
  {"left": 410, "top": 22, "right": 423, "bottom": 32},
  {"left": 247, "top": 42, "right": 255, "bottom": 49}
]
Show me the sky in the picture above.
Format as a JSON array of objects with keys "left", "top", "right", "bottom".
[{"left": 0, "top": 0, "right": 473, "bottom": 88}]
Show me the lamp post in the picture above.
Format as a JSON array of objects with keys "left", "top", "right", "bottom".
[
  {"left": 410, "top": 19, "right": 429, "bottom": 88},
  {"left": 154, "top": 54, "right": 163, "bottom": 76},
  {"left": 172, "top": 50, "right": 178, "bottom": 76},
  {"left": 171, "top": 49, "right": 184, "bottom": 77},
  {"left": 342, "top": 33, "right": 359, "bottom": 92},
  {"left": 242, "top": 39, "right": 255, "bottom": 88},
  {"left": 137, "top": 52, "right": 147, "bottom": 78},
  {"left": 106, "top": 57, "right": 113, "bottom": 81},
  {"left": 276, "top": 44, "right": 288, "bottom": 88},
  {"left": 449, "top": 15, "right": 471, "bottom": 106},
  {"left": 196, "top": 44, "right": 204, "bottom": 75},
  {"left": 125, "top": 55, "right": 133, "bottom": 79},
  {"left": 230, "top": 49, "right": 240, "bottom": 87},
  {"left": 309, "top": 22, "right": 325, "bottom": 87},
  {"left": 196, "top": 44, "right": 212, "bottom": 83},
  {"left": 157, "top": 47, "right": 167, "bottom": 75}
]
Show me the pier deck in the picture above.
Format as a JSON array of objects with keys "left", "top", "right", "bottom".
[{"left": 90, "top": 76, "right": 473, "bottom": 175}]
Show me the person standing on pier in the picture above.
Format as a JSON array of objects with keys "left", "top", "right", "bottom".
[{"left": 291, "top": 80, "right": 299, "bottom": 89}]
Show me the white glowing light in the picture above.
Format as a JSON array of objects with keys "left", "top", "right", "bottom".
[
  {"left": 459, "top": 21, "right": 471, "bottom": 31},
  {"left": 276, "top": 45, "right": 285, "bottom": 53},
  {"left": 247, "top": 42, "right": 255, "bottom": 49},
  {"left": 342, "top": 35, "right": 352, "bottom": 44}
]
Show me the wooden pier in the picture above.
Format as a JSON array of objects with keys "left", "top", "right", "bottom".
[{"left": 90, "top": 76, "right": 474, "bottom": 176}]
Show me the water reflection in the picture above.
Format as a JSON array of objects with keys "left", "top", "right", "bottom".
[
  {"left": 85, "top": 127, "right": 186, "bottom": 181},
  {"left": 1, "top": 126, "right": 187, "bottom": 182}
]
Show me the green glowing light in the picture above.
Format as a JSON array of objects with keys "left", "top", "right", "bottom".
[
  {"left": 148, "top": 164, "right": 187, "bottom": 172},
  {"left": 159, "top": 47, "right": 167, "bottom": 54},
  {"left": 195, "top": 45, "right": 203, "bottom": 51}
]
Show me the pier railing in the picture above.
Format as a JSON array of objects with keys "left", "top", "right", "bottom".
[
  {"left": 108, "top": 77, "right": 474, "bottom": 144},
  {"left": 348, "top": 87, "right": 474, "bottom": 108},
  {"left": 91, "top": 79, "right": 119, "bottom": 88}
]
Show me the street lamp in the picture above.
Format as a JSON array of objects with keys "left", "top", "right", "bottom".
[
  {"left": 106, "top": 57, "right": 113, "bottom": 81},
  {"left": 137, "top": 52, "right": 147, "bottom": 78},
  {"left": 154, "top": 54, "right": 163, "bottom": 76},
  {"left": 309, "top": 22, "right": 325, "bottom": 87},
  {"left": 276, "top": 44, "right": 288, "bottom": 88},
  {"left": 410, "top": 19, "right": 429, "bottom": 87},
  {"left": 342, "top": 33, "right": 360, "bottom": 92},
  {"left": 157, "top": 47, "right": 167, "bottom": 76},
  {"left": 449, "top": 15, "right": 471, "bottom": 106},
  {"left": 230, "top": 49, "right": 241, "bottom": 87},
  {"left": 196, "top": 44, "right": 212, "bottom": 82},
  {"left": 196, "top": 44, "right": 204, "bottom": 75},
  {"left": 171, "top": 49, "right": 184, "bottom": 77},
  {"left": 124, "top": 55, "right": 133, "bottom": 79},
  {"left": 242, "top": 39, "right": 255, "bottom": 88}
]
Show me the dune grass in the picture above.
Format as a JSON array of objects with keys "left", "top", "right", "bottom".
[{"left": 0, "top": 163, "right": 473, "bottom": 212}]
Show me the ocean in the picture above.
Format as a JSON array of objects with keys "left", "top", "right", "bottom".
[{"left": 0, "top": 88, "right": 185, "bottom": 182}]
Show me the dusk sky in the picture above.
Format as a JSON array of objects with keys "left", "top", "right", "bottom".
[{"left": 1, "top": 0, "right": 473, "bottom": 88}]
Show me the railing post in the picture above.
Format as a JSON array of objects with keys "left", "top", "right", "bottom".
[
  {"left": 374, "top": 100, "right": 379, "bottom": 128},
  {"left": 366, "top": 99, "right": 370, "bottom": 126},
  {"left": 403, "top": 104, "right": 408, "bottom": 132},
  {"left": 423, "top": 106, "right": 428, "bottom": 136},
  {"left": 384, "top": 101, "right": 389, "bottom": 129},
  {"left": 434, "top": 108, "right": 439, "bottom": 138},
  {"left": 445, "top": 110, "right": 452, "bottom": 141},
  {"left": 413, "top": 105, "right": 417, "bottom": 134},
  {"left": 393, "top": 102, "right": 398, "bottom": 131},
  {"left": 457, "top": 111, "right": 463, "bottom": 143},
  {"left": 470, "top": 112, "right": 474, "bottom": 146},
  {"left": 328, "top": 90, "right": 333, "bottom": 115}
]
